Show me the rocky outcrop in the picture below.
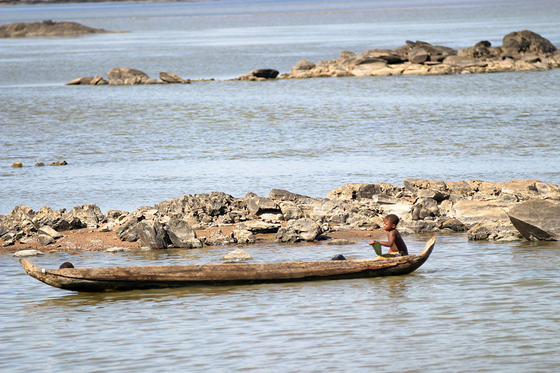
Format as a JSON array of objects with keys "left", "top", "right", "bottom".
[
  {"left": 275, "top": 219, "right": 323, "bottom": 243},
  {"left": 107, "top": 68, "right": 161, "bottom": 85},
  {"left": 275, "top": 31, "right": 559, "bottom": 79},
  {"left": 0, "top": 20, "right": 110, "bottom": 38},
  {"left": 159, "top": 72, "right": 188, "bottom": 84},
  {"left": 2, "top": 179, "right": 560, "bottom": 247},
  {"left": 507, "top": 200, "right": 560, "bottom": 241},
  {"left": 64, "top": 31, "right": 559, "bottom": 87}
]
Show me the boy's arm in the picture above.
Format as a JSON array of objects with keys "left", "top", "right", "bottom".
[{"left": 369, "top": 230, "right": 396, "bottom": 247}]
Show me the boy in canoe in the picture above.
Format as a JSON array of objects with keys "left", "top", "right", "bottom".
[{"left": 369, "top": 214, "right": 409, "bottom": 256}]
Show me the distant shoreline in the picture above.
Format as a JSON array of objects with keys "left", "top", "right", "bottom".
[{"left": 0, "top": 0, "right": 205, "bottom": 5}]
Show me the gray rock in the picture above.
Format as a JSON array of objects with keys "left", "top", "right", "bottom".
[
  {"left": 291, "top": 60, "right": 316, "bottom": 72},
  {"left": 63, "top": 204, "right": 104, "bottom": 229},
  {"left": 159, "top": 72, "right": 187, "bottom": 84},
  {"left": 278, "top": 201, "right": 306, "bottom": 221},
  {"left": 49, "top": 160, "right": 67, "bottom": 166},
  {"left": 220, "top": 248, "right": 253, "bottom": 262},
  {"left": 108, "top": 68, "right": 151, "bottom": 85},
  {"left": 326, "top": 183, "right": 366, "bottom": 201},
  {"left": 37, "top": 234, "right": 55, "bottom": 246},
  {"left": 204, "top": 229, "right": 234, "bottom": 246},
  {"left": 13, "top": 249, "right": 44, "bottom": 257},
  {"left": 312, "top": 200, "right": 349, "bottom": 223},
  {"left": 116, "top": 216, "right": 140, "bottom": 242},
  {"left": 502, "top": 30, "right": 557, "bottom": 55},
  {"left": 450, "top": 200, "right": 511, "bottom": 224},
  {"left": 442, "top": 55, "right": 487, "bottom": 68},
  {"left": 441, "top": 218, "right": 467, "bottom": 232},
  {"left": 326, "top": 239, "right": 355, "bottom": 245},
  {"left": 37, "top": 225, "right": 62, "bottom": 239},
  {"left": 508, "top": 200, "right": 560, "bottom": 241},
  {"left": 165, "top": 218, "right": 202, "bottom": 248},
  {"left": 238, "top": 220, "right": 281, "bottom": 234},
  {"left": 66, "top": 76, "right": 108, "bottom": 85},
  {"left": 232, "top": 229, "right": 256, "bottom": 244},
  {"left": 253, "top": 69, "right": 279, "bottom": 79},
  {"left": 411, "top": 198, "right": 439, "bottom": 220},
  {"left": 275, "top": 218, "right": 322, "bottom": 243},
  {"left": 408, "top": 46, "right": 430, "bottom": 63},
  {"left": 106, "top": 247, "right": 132, "bottom": 253},
  {"left": 269, "top": 189, "right": 316, "bottom": 205},
  {"left": 245, "top": 196, "right": 280, "bottom": 215},
  {"left": 137, "top": 220, "right": 171, "bottom": 249},
  {"left": 0, "top": 20, "right": 109, "bottom": 38}
]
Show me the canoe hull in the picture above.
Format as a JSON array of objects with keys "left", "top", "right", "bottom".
[{"left": 20, "top": 237, "right": 436, "bottom": 292}]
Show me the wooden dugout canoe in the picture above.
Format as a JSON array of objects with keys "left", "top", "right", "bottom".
[{"left": 20, "top": 237, "right": 436, "bottom": 292}]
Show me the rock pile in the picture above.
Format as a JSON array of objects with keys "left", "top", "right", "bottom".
[
  {"left": 2, "top": 179, "right": 560, "bottom": 249},
  {"left": 274, "top": 30, "right": 559, "bottom": 79},
  {"left": 63, "top": 31, "right": 559, "bottom": 86},
  {"left": 66, "top": 68, "right": 202, "bottom": 86}
]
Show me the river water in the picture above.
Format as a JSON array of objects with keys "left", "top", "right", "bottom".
[{"left": 1, "top": 0, "right": 560, "bottom": 371}]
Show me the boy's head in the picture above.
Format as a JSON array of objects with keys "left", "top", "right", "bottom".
[{"left": 383, "top": 214, "right": 400, "bottom": 230}]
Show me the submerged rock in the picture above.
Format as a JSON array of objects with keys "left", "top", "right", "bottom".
[
  {"left": 221, "top": 248, "right": 253, "bottom": 262},
  {"left": 13, "top": 249, "right": 44, "bottom": 257},
  {"left": 108, "top": 68, "right": 157, "bottom": 85}
]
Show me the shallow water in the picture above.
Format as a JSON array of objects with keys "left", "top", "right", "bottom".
[
  {"left": 2, "top": 1, "right": 560, "bottom": 371},
  {"left": 3, "top": 235, "right": 560, "bottom": 372}
]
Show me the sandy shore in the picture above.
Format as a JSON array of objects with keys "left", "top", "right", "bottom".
[{"left": 2, "top": 223, "right": 384, "bottom": 255}]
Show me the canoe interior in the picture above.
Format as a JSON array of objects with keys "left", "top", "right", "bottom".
[{"left": 20, "top": 237, "right": 436, "bottom": 292}]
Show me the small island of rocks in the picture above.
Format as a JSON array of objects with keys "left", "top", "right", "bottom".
[
  {"left": 63, "top": 30, "right": 559, "bottom": 86},
  {"left": 0, "top": 20, "right": 112, "bottom": 38}
]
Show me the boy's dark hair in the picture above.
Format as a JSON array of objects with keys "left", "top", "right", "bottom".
[{"left": 385, "top": 214, "right": 400, "bottom": 225}]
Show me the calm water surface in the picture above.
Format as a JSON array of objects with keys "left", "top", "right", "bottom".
[
  {"left": 1, "top": 1, "right": 560, "bottom": 371},
  {"left": 2, "top": 235, "right": 560, "bottom": 372}
]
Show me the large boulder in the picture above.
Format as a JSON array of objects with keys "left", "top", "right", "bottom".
[
  {"left": 408, "top": 46, "right": 430, "bottom": 64},
  {"left": 502, "top": 30, "right": 557, "bottom": 56},
  {"left": 245, "top": 195, "right": 281, "bottom": 215},
  {"left": 326, "top": 183, "right": 367, "bottom": 201},
  {"left": 137, "top": 220, "right": 170, "bottom": 249},
  {"left": 357, "top": 49, "right": 404, "bottom": 64},
  {"left": 507, "top": 200, "right": 560, "bottom": 241},
  {"left": 238, "top": 220, "right": 281, "bottom": 234},
  {"left": 165, "top": 218, "right": 202, "bottom": 248},
  {"left": 108, "top": 68, "right": 153, "bottom": 85},
  {"left": 450, "top": 200, "right": 512, "bottom": 224},
  {"left": 204, "top": 229, "right": 234, "bottom": 246},
  {"left": 159, "top": 72, "right": 187, "bottom": 84},
  {"left": 275, "top": 218, "right": 322, "bottom": 243}
]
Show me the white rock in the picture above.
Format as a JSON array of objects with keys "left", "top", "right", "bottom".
[
  {"left": 13, "top": 249, "right": 44, "bottom": 257},
  {"left": 221, "top": 248, "right": 253, "bottom": 262}
]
